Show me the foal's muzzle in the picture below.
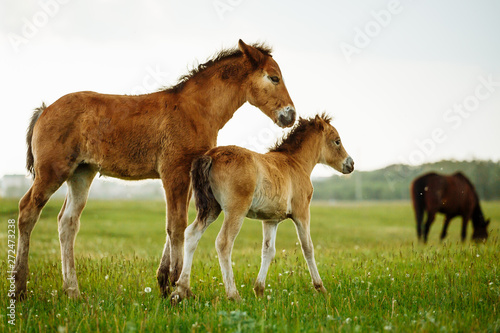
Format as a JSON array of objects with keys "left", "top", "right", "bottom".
[
  {"left": 276, "top": 106, "right": 296, "bottom": 127},
  {"left": 342, "top": 156, "right": 354, "bottom": 174}
]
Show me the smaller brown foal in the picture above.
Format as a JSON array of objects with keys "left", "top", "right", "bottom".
[{"left": 171, "top": 114, "right": 354, "bottom": 302}]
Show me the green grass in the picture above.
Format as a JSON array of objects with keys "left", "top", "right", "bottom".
[{"left": 1, "top": 199, "right": 499, "bottom": 332}]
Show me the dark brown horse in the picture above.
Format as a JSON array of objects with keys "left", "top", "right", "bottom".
[
  {"left": 411, "top": 172, "right": 490, "bottom": 243},
  {"left": 13, "top": 40, "right": 296, "bottom": 300}
]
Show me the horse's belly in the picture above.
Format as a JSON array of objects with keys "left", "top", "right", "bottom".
[
  {"left": 85, "top": 153, "right": 160, "bottom": 180},
  {"left": 98, "top": 167, "right": 160, "bottom": 180},
  {"left": 247, "top": 193, "right": 291, "bottom": 221},
  {"left": 246, "top": 208, "right": 287, "bottom": 221}
]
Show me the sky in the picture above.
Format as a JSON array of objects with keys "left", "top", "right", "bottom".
[{"left": 1, "top": 0, "right": 499, "bottom": 179}]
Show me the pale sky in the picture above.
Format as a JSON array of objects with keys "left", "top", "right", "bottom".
[{"left": 1, "top": 0, "right": 499, "bottom": 178}]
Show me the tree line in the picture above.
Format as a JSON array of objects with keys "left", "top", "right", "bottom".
[{"left": 312, "top": 160, "right": 500, "bottom": 201}]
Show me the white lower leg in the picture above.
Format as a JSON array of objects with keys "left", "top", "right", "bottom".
[
  {"left": 295, "top": 223, "right": 326, "bottom": 293},
  {"left": 59, "top": 200, "right": 81, "bottom": 297},
  {"left": 216, "top": 235, "right": 240, "bottom": 300},
  {"left": 176, "top": 220, "right": 206, "bottom": 289},
  {"left": 254, "top": 222, "right": 278, "bottom": 295}
]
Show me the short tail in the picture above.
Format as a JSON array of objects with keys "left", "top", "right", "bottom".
[
  {"left": 410, "top": 177, "right": 426, "bottom": 240},
  {"left": 26, "top": 103, "right": 46, "bottom": 178},
  {"left": 190, "top": 155, "right": 221, "bottom": 222}
]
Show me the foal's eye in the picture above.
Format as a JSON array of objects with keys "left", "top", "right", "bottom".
[
  {"left": 268, "top": 76, "right": 280, "bottom": 84},
  {"left": 334, "top": 139, "right": 341, "bottom": 146}
]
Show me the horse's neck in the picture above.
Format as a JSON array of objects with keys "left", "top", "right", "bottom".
[
  {"left": 180, "top": 61, "right": 247, "bottom": 132},
  {"left": 472, "top": 201, "right": 484, "bottom": 225},
  {"left": 286, "top": 135, "right": 322, "bottom": 175}
]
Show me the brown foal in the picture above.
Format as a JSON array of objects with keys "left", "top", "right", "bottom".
[
  {"left": 14, "top": 40, "right": 296, "bottom": 299},
  {"left": 171, "top": 114, "right": 354, "bottom": 302}
]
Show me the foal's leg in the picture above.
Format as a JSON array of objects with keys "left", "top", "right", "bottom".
[
  {"left": 157, "top": 171, "right": 191, "bottom": 297},
  {"left": 216, "top": 211, "right": 246, "bottom": 301},
  {"left": 440, "top": 216, "right": 452, "bottom": 241},
  {"left": 253, "top": 221, "right": 279, "bottom": 297},
  {"left": 57, "top": 166, "right": 96, "bottom": 298},
  {"left": 292, "top": 215, "right": 327, "bottom": 294},
  {"left": 423, "top": 211, "right": 436, "bottom": 244},
  {"left": 170, "top": 213, "right": 219, "bottom": 304},
  {"left": 13, "top": 170, "right": 68, "bottom": 299}
]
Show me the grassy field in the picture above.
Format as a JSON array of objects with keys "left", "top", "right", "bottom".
[{"left": 1, "top": 198, "right": 499, "bottom": 332}]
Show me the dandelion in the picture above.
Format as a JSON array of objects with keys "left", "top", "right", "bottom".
[
  {"left": 267, "top": 295, "right": 271, "bottom": 300},
  {"left": 144, "top": 287, "right": 151, "bottom": 293},
  {"left": 345, "top": 318, "right": 352, "bottom": 324},
  {"left": 241, "top": 284, "right": 245, "bottom": 288},
  {"left": 384, "top": 324, "right": 392, "bottom": 331},
  {"left": 105, "top": 275, "right": 109, "bottom": 280},
  {"left": 326, "top": 315, "right": 334, "bottom": 321}
]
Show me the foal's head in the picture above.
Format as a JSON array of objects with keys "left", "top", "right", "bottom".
[
  {"left": 271, "top": 114, "right": 354, "bottom": 174},
  {"left": 238, "top": 40, "right": 296, "bottom": 127},
  {"left": 315, "top": 115, "right": 354, "bottom": 174}
]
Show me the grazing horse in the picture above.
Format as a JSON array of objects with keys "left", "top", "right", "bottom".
[
  {"left": 170, "top": 114, "right": 354, "bottom": 302},
  {"left": 411, "top": 172, "right": 490, "bottom": 243},
  {"left": 13, "top": 40, "right": 296, "bottom": 300}
]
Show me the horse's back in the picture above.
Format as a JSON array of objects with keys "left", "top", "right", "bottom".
[
  {"left": 31, "top": 91, "right": 169, "bottom": 180},
  {"left": 413, "top": 172, "right": 476, "bottom": 217},
  {"left": 206, "top": 146, "right": 259, "bottom": 209}
]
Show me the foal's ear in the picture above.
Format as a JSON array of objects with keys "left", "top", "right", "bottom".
[
  {"left": 238, "top": 39, "right": 264, "bottom": 66},
  {"left": 314, "top": 114, "right": 325, "bottom": 130}
]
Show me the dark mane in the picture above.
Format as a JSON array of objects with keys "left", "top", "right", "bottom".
[
  {"left": 163, "top": 43, "right": 272, "bottom": 93},
  {"left": 270, "top": 113, "right": 332, "bottom": 153}
]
